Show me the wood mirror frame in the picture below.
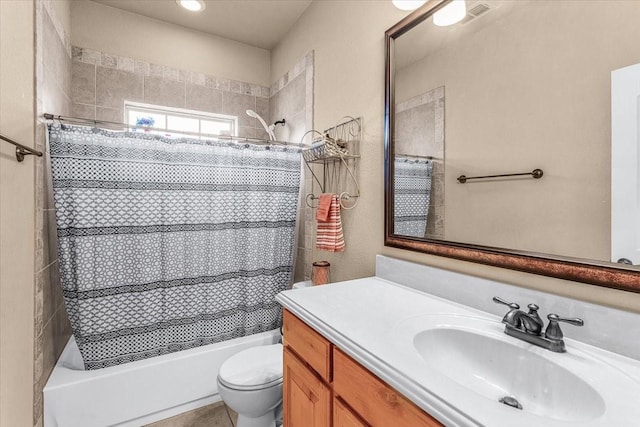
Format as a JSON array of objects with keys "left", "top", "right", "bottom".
[{"left": 383, "top": 0, "right": 640, "bottom": 292}]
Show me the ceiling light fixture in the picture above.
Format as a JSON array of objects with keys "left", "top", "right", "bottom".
[
  {"left": 433, "top": 0, "right": 467, "bottom": 26},
  {"left": 392, "top": 0, "right": 427, "bottom": 11},
  {"left": 176, "top": 0, "right": 206, "bottom": 12}
]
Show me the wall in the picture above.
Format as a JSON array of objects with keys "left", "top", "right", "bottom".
[
  {"left": 34, "top": 1, "right": 73, "bottom": 426},
  {"left": 0, "top": 1, "right": 36, "bottom": 426},
  {"left": 271, "top": 0, "right": 640, "bottom": 312},
  {"left": 269, "top": 52, "right": 314, "bottom": 281},
  {"left": 394, "top": 1, "right": 640, "bottom": 261},
  {"left": 70, "top": 46, "right": 270, "bottom": 139},
  {"left": 71, "top": 0, "right": 271, "bottom": 87}
]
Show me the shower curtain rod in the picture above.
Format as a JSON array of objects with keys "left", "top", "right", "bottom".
[{"left": 43, "top": 113, "right": 306, "bottom": 148}]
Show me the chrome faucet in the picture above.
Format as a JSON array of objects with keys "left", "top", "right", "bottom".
[{"left": 493, "top": 296, "right": 583, "bottom": 353}]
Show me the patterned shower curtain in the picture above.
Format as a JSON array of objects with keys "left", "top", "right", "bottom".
[
  {"left": 48, "top": 124, "right": 301, "bottom": 370},
  {"left": 394, "top": 157, "right": 433, "bottom": 238}
]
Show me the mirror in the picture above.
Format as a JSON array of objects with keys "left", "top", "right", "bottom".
[{"left": 384, "top": 0, "right": 640, "bottom": 291}]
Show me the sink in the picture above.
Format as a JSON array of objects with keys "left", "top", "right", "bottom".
[
  {"left": 414, "top": 327, "right": 604, "bottom": 422},
  {"left": 392, "top": 313, "right": 640, "bottom": 426}
]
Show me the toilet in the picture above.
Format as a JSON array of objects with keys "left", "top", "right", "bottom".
[
  {"left": 217, "top": 283, "right": 309, "bottom": 427},
  {"left": 217, "top": 343, "right": 284, "bottom": 427}
]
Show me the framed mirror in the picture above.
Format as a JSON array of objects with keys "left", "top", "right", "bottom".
[{"left": 384, "top": 0, "right": 640, "bottom": 291}]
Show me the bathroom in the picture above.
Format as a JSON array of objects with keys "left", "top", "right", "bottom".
[{"left": 1, "top": 0, "right": 639, "bottom": 426}]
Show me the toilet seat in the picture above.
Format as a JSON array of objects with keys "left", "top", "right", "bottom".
[{"left": 218, "top": 343, "right": 283, "bottom": 391}]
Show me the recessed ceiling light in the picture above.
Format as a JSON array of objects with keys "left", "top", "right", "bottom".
[
  {"left": 176, "top": 0, "right": 206, "bottom": 12},
  {"left": 392, "top": 0, "right": 427, "bottom": 11},
  {"left": 433, "top": 0, "right": 467, "bottom": 26}
]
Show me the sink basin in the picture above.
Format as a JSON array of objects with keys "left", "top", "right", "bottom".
[
  {"left": 392, "top": 313, "right": 640, "bottom": 426},
  {"left": 414, "top": 327, "right": 604, "bottom": 422}
]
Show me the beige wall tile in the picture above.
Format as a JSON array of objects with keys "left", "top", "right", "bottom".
[
  {"left": 277, "top": 74, "right": 305, "bottom": 118},
  {"left": 256, "top": 129, "right": 271, "bottom": 141},
  {"left": 42, "top": 262, "right": 64, "bottom": 328},
  {"left": 42, "top": 70, "right": 71, "bottom": 117},
  {"left": 71, "top": 61, "right": 95, "bottom": 104},
  {"left": 101, "top": 52, "right": 118, "bottom": 69},
  {"left": 185, "top": 84, "right": 222, "bottom": 113},
  {"left": 96, "top": 66, "right": 143, "bottom": 109},
  {"left": 144, "top": 76, "right": 185, "bottom": 109},
  {"left": 238, "top": 126, "right": 256, "bottom": 139},
  {"left": 255, "top": 96, "right": 270, "bottom": 126},
  {"left": 71, "top": 103, "right": 96, "bottom": 120},
  {"left": 42, "top": 9, "right": 71, "bottom": 102},
  {"left": 96, "top": 106, "right": 123, "bottom": 123},
  {"left": 222, "top": 92, "right": 255, "bottom": 127}
]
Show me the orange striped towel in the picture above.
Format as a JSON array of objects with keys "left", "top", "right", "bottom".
[
  {"left": 316, "top": 194, "right": 345, "bottom": 252},
  {"left": 316, "top": 193, "right": 333, "bottom": 221}
]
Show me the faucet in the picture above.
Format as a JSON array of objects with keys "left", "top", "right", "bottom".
[{"left": 493, "top": 296, "right": 583, "bottom": 353}]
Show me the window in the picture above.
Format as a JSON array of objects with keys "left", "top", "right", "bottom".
[{"left": 124, "top": 101, "right": 237, "bottom": 138}]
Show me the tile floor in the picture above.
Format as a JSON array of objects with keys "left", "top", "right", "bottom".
[{"left": 145, "top": 402, "right": 238, "bottom": 427}]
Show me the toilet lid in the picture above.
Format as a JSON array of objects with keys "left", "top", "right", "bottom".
[{"left": 218, "top": 343, "right": 283, "bottom": 390}]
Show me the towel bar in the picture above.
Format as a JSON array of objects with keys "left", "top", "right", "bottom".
[
  {"left": 0, "top": 133, "right": 43, "bottom": 162},
  {"left": 457, "top": 168, "right": 543, "bottom": 184}
]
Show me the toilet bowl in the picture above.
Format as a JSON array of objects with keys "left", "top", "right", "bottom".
[{"left": 217, "top": 343, "right": 283, "bottom": 427}]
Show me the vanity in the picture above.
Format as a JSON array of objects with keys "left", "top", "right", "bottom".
[{"left": 276, "top": 256, "right": 640, "bottom": 426}]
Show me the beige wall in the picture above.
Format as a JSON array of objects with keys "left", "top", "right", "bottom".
[
  {"left": 395, "top": 1, "right": 640, "bottom": 262},
  {"left": 271, "top": 0, "right": 640, "bottom": 312},
  {"left": 71, "top": 0, "right": 271, "bottom": 87},
  {"left": 269, "top": 52, "right": 314, "bottom": 282},
  {"left": 0, "top": 2, "right": 36, "bottom": 426}
]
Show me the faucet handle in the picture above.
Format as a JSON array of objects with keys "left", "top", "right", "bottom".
[
  {"left": 493, "top": 296, "right": 519, "bottom": 310},
  {"left": 493, "top": 297, "right": 521, "bottom": 328},
  {"left": 527, "top": 303, "right": 539, "bottom": 313},
  {"left": 545, "top": 313, "right": 584, "bottom": 341}
]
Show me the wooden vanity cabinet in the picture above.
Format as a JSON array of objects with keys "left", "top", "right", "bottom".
[
  {"left": 282, "top": 309, "right": 443, "bottom": 427},
  {"left": 333, "top": 398, "right": 368, "bottom": 427},
  {"left": 283, "top": 347, "right": 331, "bottom": 427}
]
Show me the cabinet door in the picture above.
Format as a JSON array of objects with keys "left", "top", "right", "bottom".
[
  {"left": 334, "top": 397, "right": 368, "bottom": 427},
  {"left": 283, "top": 309, "right": 332, "bottom": 381},
  {"left": 333, "top": 348, "right": 443, "bottom": 427},
  {"left": 283, "top": 347, "right": 331, "bottom": 427}
]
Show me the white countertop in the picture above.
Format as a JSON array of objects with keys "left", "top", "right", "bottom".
[{"left": 276, "top": 277, "right": 640, "bottom": 427}]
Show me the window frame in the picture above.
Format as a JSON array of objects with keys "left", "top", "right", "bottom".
[{"left": 124, "top": 101, "right": 238, "bottom": 138}]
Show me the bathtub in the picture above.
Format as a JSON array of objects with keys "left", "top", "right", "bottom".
[{"left": 43, "top": 329, "right": 281, "bottom": 427}]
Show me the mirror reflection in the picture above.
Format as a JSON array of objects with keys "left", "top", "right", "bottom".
[
  {"left": 393, "top": 86, "right": 444, "bottom": 238},
  {"left": 391, "top": 0, "right": 640, "bottom": 269}
]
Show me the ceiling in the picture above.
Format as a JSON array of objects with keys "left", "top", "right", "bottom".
[{"left": 90, "top": 0, "right": 313, "bottom": 50}]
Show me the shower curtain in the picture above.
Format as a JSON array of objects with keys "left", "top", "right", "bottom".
[
  {"left": 48, "top": 124, "right": 301, "bottom": 370},
  {"left": 394, "top": 157, "right": 433, "bottom": 238}
]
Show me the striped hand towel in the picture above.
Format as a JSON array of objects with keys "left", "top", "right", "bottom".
[{"left": 316, "top": 194, "right": 345, "bottom": 252}]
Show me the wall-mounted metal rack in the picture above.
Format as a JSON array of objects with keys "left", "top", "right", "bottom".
[
  {"left": 0, "top": 132, "right": 43, "bottom": 162},
  {"left": 302, "top": 116, "right": 362, "bottom": 210},
  {"left": 457, "top": 168, "right": 543, "bottom": 184}
]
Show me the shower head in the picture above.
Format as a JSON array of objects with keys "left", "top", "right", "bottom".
[{"left": 246, "top": 110, "right": 275, "bottom": 141}]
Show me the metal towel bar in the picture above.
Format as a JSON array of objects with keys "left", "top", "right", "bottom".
[
  {"left": 0, "top": 133, "right": 43, "bottom": 162},
  {"left": 457, "top": 168, "right": 543, "bottom": 184}
]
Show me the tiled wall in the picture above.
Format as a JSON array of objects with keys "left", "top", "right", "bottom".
[
  {"left": 270, "top": 52, "right": 314, "bottom": 281},
  {"left": 395, "top": 87, "right": 445, "bottom": 238},
  {"left": 34, "top": 1, "right": 73, "bottom": 426},
  {"left": 71, "top": 47, "right": 271, "bottom": 139}
]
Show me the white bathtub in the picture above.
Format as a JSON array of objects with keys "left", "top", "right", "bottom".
[{"left": 43, "top": 329, "right": 281, "bottom": 427}]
